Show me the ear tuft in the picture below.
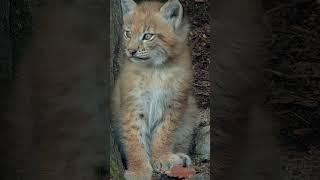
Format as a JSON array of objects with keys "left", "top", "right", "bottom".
[
  {"left": 121, "top": 0, "right": 137, "bottom": 17},
  {"left": 160, "top": 0, "right": 183, "bottom": 29}
]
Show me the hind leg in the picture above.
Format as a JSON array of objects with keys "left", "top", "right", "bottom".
[
  {"left": 152, "top": 96, "right": 199, "bottom": 172},
  {"left": 173, "top": 114, "right": 196, "bottom": 154},
  {"left": 173, "top": 96, "right": 199, "bottom": 164}
]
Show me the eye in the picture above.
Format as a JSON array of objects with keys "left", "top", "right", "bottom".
[
  {"left": 143, "top": 33, "right": 154, "bottom": 40},
  {"left": 124, "top": 31, "right": 131, "bottom": 39}
]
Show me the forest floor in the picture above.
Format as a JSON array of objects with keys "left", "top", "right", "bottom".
[{"left": 181, "top": 0, "right": 211, "bottom": 110}]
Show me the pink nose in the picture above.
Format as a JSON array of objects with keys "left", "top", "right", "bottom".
[{"left": 127, "top": 48, "right": 137, "bottom": 55}]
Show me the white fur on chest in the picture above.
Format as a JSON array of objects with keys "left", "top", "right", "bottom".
[
  {"left": 130, "top": 71, "right": 173, "bottom": 158},
  {"left": 142, "top": 88, "right": 168, "bottom": 128},
  {"left": 134, "top": 69, "right": 173, "bottom": 125},
  {"left": 135, "top": 87, "right": 169, "bottom": 158}
]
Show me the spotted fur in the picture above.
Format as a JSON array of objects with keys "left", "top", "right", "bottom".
[{"left": 111, "top": 0, "right": 199, "bottom": 179}]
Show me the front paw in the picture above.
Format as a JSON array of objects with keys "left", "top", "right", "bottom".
[
  {"left": 124, "top": 170, "right": 153, "bottom": 180},
  {"left": 152, "top": 153, "right": 192, "bottom": 173}
]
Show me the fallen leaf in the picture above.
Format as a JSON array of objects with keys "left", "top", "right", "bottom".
[{"left": 165, "top": 165, "right": 196, "bottom": 179}]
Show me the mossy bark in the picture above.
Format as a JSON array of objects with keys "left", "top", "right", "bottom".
[
  {"left": 110, "top": 133, "right": 125, "bottom": 180},
  {"left": 110, "top": 0, "right": 125, "bottom": 179}
]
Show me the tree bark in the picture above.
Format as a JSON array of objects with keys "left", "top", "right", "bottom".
[{"left": 110, "top": 0, "right": 125, "bottom": 179}]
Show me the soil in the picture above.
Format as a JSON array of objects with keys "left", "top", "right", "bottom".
[{"left": 180, "top": 0, "right": 211, "bottom": 110}]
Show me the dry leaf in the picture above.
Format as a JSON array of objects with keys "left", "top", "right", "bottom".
[{"left": 165, "top": 165, "right": 196, "bottom": 179}]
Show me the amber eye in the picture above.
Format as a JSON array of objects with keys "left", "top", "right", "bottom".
[
  {"left": 143, "top": 33, "right": 154, "bottom": 40},
  {"left": 124, "top": 31, "right": 131, "bottom": 39}
]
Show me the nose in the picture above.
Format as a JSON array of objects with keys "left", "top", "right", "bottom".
[{"left": 127, "top": 48, "right": 137, "bottom": 55}]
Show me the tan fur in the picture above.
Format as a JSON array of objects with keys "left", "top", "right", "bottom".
[{"left": 112, "top": 0, "right": 199, "bottom": 179}]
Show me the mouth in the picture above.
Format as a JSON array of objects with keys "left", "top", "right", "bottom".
[{"left": 129, "top": 56, "right": 149, "bottom": 61}]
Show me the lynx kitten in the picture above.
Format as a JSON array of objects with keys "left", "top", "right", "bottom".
[{"left": 112, "top": 0, "right": 199, "bottom": 179}]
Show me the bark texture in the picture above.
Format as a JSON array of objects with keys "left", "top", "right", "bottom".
[{"left": 110, "top": 0, "right": 125, "bottom": 179}]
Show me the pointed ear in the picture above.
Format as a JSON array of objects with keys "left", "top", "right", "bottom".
[
  {"left": 121, "top": 0, "right": 137, "bottom": 17},
  {"left": 160, "top": 0, "right": 183, "bottom": 29}
]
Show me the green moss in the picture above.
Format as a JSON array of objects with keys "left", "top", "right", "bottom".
[{"left": 110, "top": 159, "right": 124, "bottom": 180}]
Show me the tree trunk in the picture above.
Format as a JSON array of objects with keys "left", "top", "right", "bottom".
[{"left": 110, "top": 0, "right": 125, "bottom": 179}]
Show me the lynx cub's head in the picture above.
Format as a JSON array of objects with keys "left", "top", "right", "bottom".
[{"left": 121, "top": 0, "right": 189, "bottom": 66}]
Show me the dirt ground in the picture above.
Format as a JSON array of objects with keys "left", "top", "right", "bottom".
[{"left": 180, "top": 0, "right": 210, "bottom": 110}]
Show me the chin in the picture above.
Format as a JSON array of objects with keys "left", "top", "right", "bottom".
[
  {"left": 128, "top": 57, "right": 148, "bottom": 63},
  {"left": 127, "top": 56, "right": 167, "bottom": 67}
]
